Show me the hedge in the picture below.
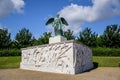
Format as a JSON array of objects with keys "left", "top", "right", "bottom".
[
  {"left": 0, "top": 49, "right": 21, "bottom": 56},
  {"left": 0, "top": 48, "right": 120, "bottom": 57},
  {"left": 92, "top": 47, "right": 120, "bottom": 56}
]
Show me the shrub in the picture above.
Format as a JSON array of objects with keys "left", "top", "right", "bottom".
[
  {"left": 92, "top": 47, "right": 120, "bottom": 56},
  {"left": 0, "top": 49, "right": 21, "bottom": 56},
  {"left": 0, "top": 48, "right": 120, "bottom": 57}
]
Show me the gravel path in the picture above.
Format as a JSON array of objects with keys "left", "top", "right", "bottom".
[{"left": 0, "top": 67, "right": 120, "bottom": 80}]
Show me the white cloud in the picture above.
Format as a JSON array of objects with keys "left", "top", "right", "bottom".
[
  {"left": 59, "top": 0, "right": 120, "bottom": 34},
  {"left": 0, "top": 0, "right": 25, "bottom": 18},
  {"left": 11, "top": 0, "right": 25, "bottom": 13}
]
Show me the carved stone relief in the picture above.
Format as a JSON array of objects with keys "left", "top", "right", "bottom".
[{"left": 20, "top": 41, "right": 93, "bottom": 74}]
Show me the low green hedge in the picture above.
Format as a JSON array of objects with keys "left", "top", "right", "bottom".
[
  {"left": 92, "top": 47, "right": 120, "bottom": 56},
  {"left": 0, "top": 49, "right": 21, "bottom": 56},
  {"left": 0, "top": 48, "right": 120, "bottom": 57}
]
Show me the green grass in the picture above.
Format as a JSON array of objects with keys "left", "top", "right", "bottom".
[
  {"left": 93, "top": 56, "right": 120, "bottom": 67},
  {"left": 0, "top": 56, "right": 120, "bottom": 69},
  {"left": 0, "top": 56, "right": 21, "bottom": 69}
]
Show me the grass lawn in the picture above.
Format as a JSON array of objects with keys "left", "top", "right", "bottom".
[
  {"left": 93, "top": 56, "right": 120, "bottom": 67},
  {"left": 0, "top": 56, "right": 21, "bottom": 69},
  {"left": 0, "top": 56, "right": 120, "bottom": 69}
]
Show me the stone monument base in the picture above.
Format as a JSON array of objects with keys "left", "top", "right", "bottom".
[
  {"left": 49, "top": 35, "right": 67, "bottom": 44},
  {"left": 20, "top": 40, "right": 93, "bottom": 74}
]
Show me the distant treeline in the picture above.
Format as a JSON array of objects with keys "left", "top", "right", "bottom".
[{"left": 0, "top": 24, "right": 120, "bottom": 49}]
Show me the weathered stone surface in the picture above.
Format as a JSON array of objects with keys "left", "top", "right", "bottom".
[{"left": 20, "top": 40, "right": 93, "bottom": 74}]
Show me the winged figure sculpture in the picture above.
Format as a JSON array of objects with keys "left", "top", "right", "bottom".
[{"left": 45, "top": 14, "right": 68, "bottom": 36}]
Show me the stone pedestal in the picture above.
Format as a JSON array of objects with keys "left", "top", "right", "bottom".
[
  {"left": 49, "top": 36, "right": 67, "bottom": 44},
  {"left": 20, "top": 40, "right": 93, "bottom": 74}
]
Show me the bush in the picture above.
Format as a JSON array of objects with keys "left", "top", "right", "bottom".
[
  {"left": 0, "top": 49, "right": 21, "bottom": 56},
  {"left": 0, "top": 48, "right": 119, "bottom": 57},
  {"left": 92, "top": 47, "right": 120, "bottom": 56}
]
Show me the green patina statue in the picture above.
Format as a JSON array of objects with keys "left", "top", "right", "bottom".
[{"left": 46, "top": 14, "right": 68, "bottom": 36}]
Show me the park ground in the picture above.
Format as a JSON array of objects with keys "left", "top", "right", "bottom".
[
  {"left": 0, "top": 56, "right": 120, "bottom": 80},
  {"left": 0, "top": 67, "right": 120, "bottom": 80}
]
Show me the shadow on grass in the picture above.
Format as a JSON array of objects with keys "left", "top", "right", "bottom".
[
  {"left": 84, "top": 62, "right": 99, "bottom": 72},
  {"left": 93, "top": 62, "right": 99, "bottom": 69},
  {"left": 76, "top": 62, "right": 99, "bottom": 75}
]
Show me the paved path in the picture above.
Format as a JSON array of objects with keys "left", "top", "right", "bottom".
[{"left": 0, "top": 67, "right": 120, "bottom": 80}]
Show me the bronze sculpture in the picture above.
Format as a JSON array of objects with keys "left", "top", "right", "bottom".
[{"left": 46, "top": 14, "right": 68, "bottom": 36}]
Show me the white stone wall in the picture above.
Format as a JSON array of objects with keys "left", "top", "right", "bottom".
[
  {"left": 73, "top": 42, "right": 93, "bottom": 74},
  {"left": 20, "top": 40, "right": 93, "bottom": 74}
]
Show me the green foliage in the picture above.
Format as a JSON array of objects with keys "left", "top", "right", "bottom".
[
  {"left": 34, "top": 32, "right": 52, "bottom": 45},
  {"left": 100, "top": 24, "right": 120, "bottom": 48},
  {"left": 77, "top": 28, "right": 98, "bottom": 47},
  {"left": 15, "top": 28, "right": 33, "bottom": 48},
  {"left": 92, "top": 47, "right": 120, "bottom": 56},
  {"left": 0, "top": 49, "right": 21, "bottom": 56},
  {"left": 0, "top": 28, "right": 11, "bottom": 49},
  {"left": 0, "top": 24, "right": 119, "bottom": 49},
  {"left": 93, "top": 56, "right": 120, "bottom": 67},
  {"left": 0, "top": 48, "right": 119, "bottom": 57},
  {"left": 30, "top": 37, "right": 38, "bottom": 46},
  {"left": 64, "top": 29, "right": 75, "bottom": 40},
  {"left": 0, "top": 56, "right": 21, "bottom": 69}
]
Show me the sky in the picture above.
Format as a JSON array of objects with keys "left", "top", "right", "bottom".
[{"left": 0, "top": 0, "right": 120, "bottom": 39}]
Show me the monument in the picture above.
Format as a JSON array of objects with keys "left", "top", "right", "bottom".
[
  {"left": 46, "top": 14, "right": 68, "bottom": 43},
  {"left": 20, "top": 14, "right": 93, "bottom": 74}
]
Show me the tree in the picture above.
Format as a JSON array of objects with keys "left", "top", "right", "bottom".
[
  {"left": 15, "top": 28, "right": 33, "bottom": 48},
  {"left": 64, "top": 29, "right": 75, "bottom": 40},
  {"left": 100, "top": 24, "right": 120, "bottom": 48},
  {"left": 0, "top": 28, "right": 11, "bottom": 49},
  {"left": 77, "top": 28, "right": 98, "bottom": 47},
  {"left": 37, "top": 32, "right": 52, "bottom": 45},
  {"left": 30, "top": 36, "right": 38, "bottom": 46}
]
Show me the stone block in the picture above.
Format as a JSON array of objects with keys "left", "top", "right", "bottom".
[
  {"left": 49, "top": 36, "right": 67, "bottom": 44},
  {"left": 20, "top": 40, "right": 93, "bottom": 74}
]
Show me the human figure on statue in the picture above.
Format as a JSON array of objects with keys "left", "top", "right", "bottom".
[{"left": 46, "top": 14, "right": 68, "bottom": 36}]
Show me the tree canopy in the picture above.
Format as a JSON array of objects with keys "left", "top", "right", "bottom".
[
  {"left": 0, "top": 24, "right": 119, "bottom": 49},
  {"left": 77, "top": 28, "right": 98, "bottom": 47},
  {"left": 0, "top": 28, "right": 11, "bottom": 49},
  {"left": 100, "top": 24, "right": 120, "bottom": 48},
  {"left": 15, "top": 28, "right": 33, "bottom": 48},
  {"left": 64, "top": 29, "right": 75, "bottom": 40}
]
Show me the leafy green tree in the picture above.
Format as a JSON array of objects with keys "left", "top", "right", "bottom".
[
  {"left": 30, "top": 36, "right": 37, "bottom": 46},
  {"left": 77, "top": 28, "right": 98, "bottom": 47},
  {"left": 0, "top": 28, "right": 11, "bottom": 49},
  {"left": 64, "top": 29, "right": 75, "bottom": 40},
  {"left": 15, "top": 28, "right": 33, "bottom": 48},
  {"left": 96, "top": 36, "right": 103, "bottom": 47},
  {"left": 100, "top": 24, "right": 120, "bottom": 48},
  {"left": 37, "top": 32, "right": 52, "bottom": 45}
]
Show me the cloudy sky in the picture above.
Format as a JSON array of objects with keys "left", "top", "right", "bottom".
[{"left": 0, "top": 0, "right": 120, "bottom": 39}]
